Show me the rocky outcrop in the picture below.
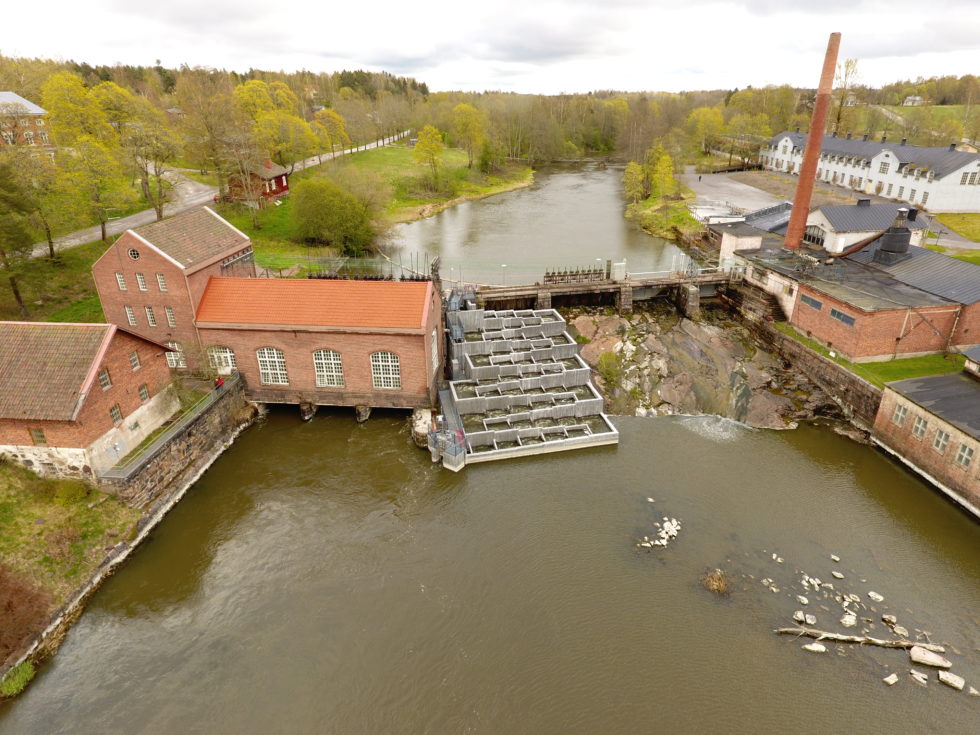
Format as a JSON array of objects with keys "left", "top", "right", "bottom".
[{"left": 567, "top": 304, "right": 839, "bottom": 429}]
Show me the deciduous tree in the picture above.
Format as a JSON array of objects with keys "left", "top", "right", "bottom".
[
  {"left": 291, "top": 178, "right": 374, "bottom": 255},
  {"left": 0, "top": 161, "right": 35, "bottom": 317},
  {"left": 413, "top": 125, "right": 443, "bottom": 188},
  {"left": 622, "top": 161, "right": 645, "bottom": 204},
  {"left": 452, "top": 103, "right": 486, "bottom": 168}
]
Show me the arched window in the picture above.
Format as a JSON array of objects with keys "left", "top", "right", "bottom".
[
  {"left": 370, "top": 351, "right": 400, "bottom": 390},
  {"left": 207, "top": 346, "right": 238, "bottom": 374},
  {"left": 257, "top": 347, "right": 288, "bottom": 385},
  {"left": 313, "top": 349, "right": 344, "bottom": 388},
  {"left": 165, "top": 342, "right": 187, "bottom": 369}
]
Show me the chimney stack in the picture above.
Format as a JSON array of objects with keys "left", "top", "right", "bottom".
[
  {"left": 949, "top": 142, "right": 957, "bottom": 151},
  {"left": 784, "top": 32, "right": 841, "bottom": 251}
]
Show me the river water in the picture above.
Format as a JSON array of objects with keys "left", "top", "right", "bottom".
[
  {"left": 1, "top": 165, "right": 978, "bottom": 734},
  {"left": 390, "top": 161, "right": 690, "bottom": 285}
]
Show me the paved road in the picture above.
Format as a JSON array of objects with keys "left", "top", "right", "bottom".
[{"left": 31, "top": 131, "right": 410, "bottom": 258}]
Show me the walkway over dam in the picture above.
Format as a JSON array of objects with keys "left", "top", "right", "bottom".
[{"left": 472, "top": 265, "right": 740, "bottom": 317}]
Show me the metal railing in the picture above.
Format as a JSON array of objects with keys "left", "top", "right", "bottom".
[{"left": 99, "top": 374, "right": 240, "bottom": 481}]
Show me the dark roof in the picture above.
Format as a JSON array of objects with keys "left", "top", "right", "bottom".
[
  {"left": 0, "top": 91, "right": 45, "bottom": 115},
  {"left": 887, "top": 372, "right": 980, "bottom": 440},
  {"left": 708, "top": 221, "right": 764, "bottom": 237},
  {"left": 964, "top": 346, "right": 980, "bottom": 362},
  {"left": 818, "top": 203, "right": 926, "bottom": 233},
  {"left": 740, "top": 248, "right": 953, "bottom": 311},
  {"left": 0, "top": 322, "right": 112, "bottom": 421},
  {"left": 771, "top": 131, "right": 980, "bottom": 179},
  {"left": 846, "top": 242, "right": 980, "bottom": 304},
  {"left": 744, "top": 202, "right": 793, "bottom": 233},
  {"left": 130, "top": 207, "right": 250, "bottom": 269}
]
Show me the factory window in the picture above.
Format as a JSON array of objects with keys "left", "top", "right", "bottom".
[
  {"left": 912, "top": 416, "right": 928, "bottom": 438},
  {"left": 830, "top": 308, "right": 855, "bottom": 327},
  {"left": 955, "top": 444, "right": 974, "bottom": 468},
  {"left": 257, "top": 347, "right": 289, "bottom": 385},
  {"left": 891, "top": 404, "right": 908, "bottom": 426},
  {"left": 371, "top": 352, "right": 401, "bottom": 390},
  {"left": 800, "top": 294, "right": 822, "bottom": 310},
  {"left": 933, "top": 429, "right": 950, "bottom": 453}
]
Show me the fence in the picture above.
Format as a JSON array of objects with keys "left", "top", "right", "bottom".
[{"left": 98, "top": 374, "right": 241, "bottom": 481}]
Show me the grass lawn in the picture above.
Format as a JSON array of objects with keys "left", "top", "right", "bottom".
[
  {"left": 935, "top": 213, "right": 980, "bottom": 242},
  {"left": 628, "top": 186, "right": 702, "bottom": 239},
  {"left": 0, "top": 241, "right": 107, "bottom": 323},
  {"left": 774, "top": 322, "right": 966, "bottom": 387}
]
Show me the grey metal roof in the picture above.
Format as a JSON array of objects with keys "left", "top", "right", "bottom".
[
  {"left": 846, "top": 243, "right": 980, "bottom": 304},
  {"left": 0, "top": 91, "right": 45, "bottom": 115},
  {"left": 707, "top": 221, "right": 765, "bottom": 237},
  {"left": 744, "top": 202, "right": 793, "bottom": 233},
  {"left": 963, "top": 346, "right": 980, "bottom": 362},
  {"left": 818, "top": 203, "right": 926, "bottom": 233},
  {"left": 771, "top": 131, "right": 980, "bottom": 179},
  {"left": 886, "top": 372, "right": 980, "bottom": 441}
]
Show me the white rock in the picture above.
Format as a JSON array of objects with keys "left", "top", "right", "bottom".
[
  {"left": 908, "top": 646, "right": 952, "bottom": 669},
  {"left": 840, "top": 613, "right": 857, "bottom": 628},
  {"left": 831, "top": 554, "right": 841, "bottom": 562},
  {"left": 761, "top": 578, "right": 772, "bottom": 586},
  {"left": 910, "top": 669, "right": 929, "bottom": 686},
  {"left": 868, "top": 591, "right": 884, "bottom": 602},
  {"left": 793, "top": 610, "right": 806, "bottom": 623},
  {"left": 802, "top": 643, "right": 826, "bottom": 653},
  {"left": 796, "top": 595, "right": 809, "bottom": 605},
  {"left": 646, "top": 497, "right": 655, "bottom": 503},
  {"left": 805, "top": 614, "right": 817, "bottom": 626},
  {"left": 847, "top": 594, "right": 861, "bottom": 603},
  {"left": 831, "top": 571, "right": 844, "bottom": 579},
  {"left": 770, "top": 586, "right": 779, "bottom": 593},
  {"left": 882, "top": 614, "right": 897, "bottom": 625},
  {"left": 968, "top": 686, "right": 980, "bottom": 697},
  {"left": 883, "top": 673, "right": 899, "bottom": 686},
  {"left": 938, "top": 671, "right": 965, "bottom": 691},
  {"left": 776, "top": 557, "right": 784, "bottom": 564},
  {"left": 892, "top": 625, "right": 909, "bottom": 638}
]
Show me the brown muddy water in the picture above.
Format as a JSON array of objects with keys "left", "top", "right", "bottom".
[{"left": 1, "top": 409, "right": 977, "bottom": 734}]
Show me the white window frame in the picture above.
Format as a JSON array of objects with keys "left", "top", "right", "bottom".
[
  {"left": 891, "top": 404, "right": 907, "bottom": 426},
  {"left": 98, "top": 368, "right": 112, "bottom": 390},
  {"left": 313, "top": 349, "right": 344, "bottom": 388},
  {"left": 207, "top": 346, "right": 238, "bottom": 373},
  {"left": 165, "top": 306, "right": 176, "bottom": 328},
  {"left": 933, "top": 429, "right": 950, "bottom": 453},
  {"left": 139, "top": 384, "right": 150, "bottom": 403},
  {"left": 257, "top": 347, "right": 289, "bottom": 385},
  {"left": 911, "top": 415, "right": 927, "bottom": 439},
  {"left": 955, "top": 444, "right": 974, "bottom": 468},
  {"left": 165, "top": 342, "right": 187, "bottom": 369},
  {"left": 136, "top": 272, "right": 147, "bottom": 291},
  {"left": 109, "top": 404, "right": 123, "bottom": 424},
  {"left": 156, "top": 273, "right": 168, "bottom": 292},
  {"left": 115, "top": 272, "right": 127, "bottom": 291},
  {"left": 371, "top": 351, "right": 401, "bottom": 390},
  {"left": 145, "top": 306, "right": 157, "bottom": 327},
  {"left": 124, "top": 306, "right": 137, "bottom": 326}
]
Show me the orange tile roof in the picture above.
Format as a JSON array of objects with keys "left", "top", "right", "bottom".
[{"left": 195, "top": 277, "right": 432, "bottom": 330}]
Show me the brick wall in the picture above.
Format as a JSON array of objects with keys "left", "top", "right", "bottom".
[
  {"left": 0, "top": 331, "right": 172, "bottom": 449},
  {"left": 93, "top": 234, "right": 202, "bottom": 363},
  {"left": 953, "top": 301, "right": 980, "bottom": 348},
  {"left": 791, "top": 285, "right": 961, "bottom": 360},
  {"left": 197, "top": 327, "right": 437, "bottom": 408},
  {"left": 873, "top": 388, "right": 980, "bottom": 509}
]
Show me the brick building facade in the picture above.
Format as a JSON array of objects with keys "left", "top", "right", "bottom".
[
  {"left": 873, "top": 365, "right": 980, "bottom": 515},
  {"left": 92, "top": 207, "right": 256, "bottom": 369},
  {"left": 0, "top": 323, "right": 178, "bottom": 478},
  {"left": 0, "top": 92, "right": 50, "bottom": 148}
]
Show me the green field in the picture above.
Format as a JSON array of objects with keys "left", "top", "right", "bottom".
[{"left": 0, "top": 241, "right": 107, "bottom": 322}]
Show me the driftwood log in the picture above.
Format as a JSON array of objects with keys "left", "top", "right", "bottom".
[{"left": 775, "top": 627, "right": 946, "bottom": 653}]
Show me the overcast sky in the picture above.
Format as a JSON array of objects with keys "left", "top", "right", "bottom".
[{"left": 4, "top": 0, "right": 979, "bottom": 94}]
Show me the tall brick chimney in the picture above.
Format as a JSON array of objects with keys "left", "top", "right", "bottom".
[{"left": 784, "top": 33, "right": 841, "bottom": 250}]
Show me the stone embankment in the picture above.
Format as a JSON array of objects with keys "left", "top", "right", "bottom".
[{"left": 566, "top": 303, "right": 839, "bottom": 429}]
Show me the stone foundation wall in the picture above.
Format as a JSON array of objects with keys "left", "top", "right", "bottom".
[
  {"left": 749, "top": 321, "right": 883, "bottom": 426},
  {"left": 99, "top": 379, "right": 256, "bottom": 507}
]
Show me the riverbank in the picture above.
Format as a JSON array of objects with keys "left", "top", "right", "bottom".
[{"left": 388, "top": 174, "right": 534, "bottom": 224}]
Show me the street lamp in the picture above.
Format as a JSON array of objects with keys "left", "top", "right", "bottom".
[{"left": 501, "top": 264, "right": 507, "bottom": 285}]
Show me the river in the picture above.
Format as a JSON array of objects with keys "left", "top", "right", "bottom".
[
  {"left": 390, "top": 161, "right": 691, "bottom": 285},
  {"left": 1, "top": 165, "right": 977, "bottom": 734}
]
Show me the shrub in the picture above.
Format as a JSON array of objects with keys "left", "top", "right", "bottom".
[
  {"left": 0, "top": 661, "right": 35, "bottom": 698},
  {"left": 700, "top": 569, "right": 731, "bottom": 596},
  {"left": 53, "top": 479, "right": 90, "bottom": 506},
  {"left": 597, "top": 351, "right": 622, "bottom": 386}
]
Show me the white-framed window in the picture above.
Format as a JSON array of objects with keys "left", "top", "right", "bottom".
[
  {"left": 39, "top": 131, "right": 49, "bottom": 145},
  {"left": 886, "top": 183, "right": 893, "bottom": 196},
  {"left": 109, "top": 404, "right": 123, "bottom": 424},
  {"left": 144, "top": 306, "right": 157, "bottom": 326},
  {"left": 912, "top": 416, "right": 927, "bottom": 438},
  {"left": 165, "top": 306, "right": 176, "bottom": 327},
  {"left": 879, "top": 162, "right": 889, "bottom": 174},
  {"left": 955, "top": 444, "right": 974, "bottom": 468},
  {"left": 910, "top": 189, "right": 917, "bottom": 203},
  {"left": 139, "top": 384, "right": 150, "bottom": 403},
  {"left": 128, "top": 248, "right": 140, "bottom": 260},
  {"left": 124, "top": 306, "right": 137, "bottom": 326},
  {"left": 129, "top": 351, "right": 141, "bottom": 370},
  {"left": 115, "top": 272, "right": 127, "bottom": 290},
  {"left": 156, "top": 273, "right": 168, "bottom": 291},
  {"left": 1, "top": 131, "right": 13, "bottom": 145},
  {"left": 898, "top": 186, "right": 904, "bottom": 198},
  {"left": 165, "top": 342, "right": 187, "bottom": 369},
  {"left": 961, "top": 172, "right": 969, "bottom": 185},
  {"left": 313, "top": 349, "right": 344, "bottom": 387},
  {"left": 136, "top": 272, "right": 147, "bottom": 291},
  {"left": 257, "top": 348, "right": 289, "bottom": 385},
  {"left": 98, "top": 368, "right": 112, "bottom": 390},
  {"left": 29, "top": 428, "right": 47, "bottom": 446},
  {"left": 24, "top": 130, "right": 34, "bottom": 145},
  {"left": 371, "top": 351, "right": 401, "bottom": 390},
  {"left": 933, "top": 429, "right": 950, "bottom": 453},
  {"left": 921, "top": 192, "right": 929, "bottom": 207},
  {"left": 431, "top": 328, "right": 439, "bottom": 375},
  {"left": 891, "top": 404, "right": 908, "bottom": 426},
  {"left": 207, "top": 346, "right": 237, "bottom": 372}
]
